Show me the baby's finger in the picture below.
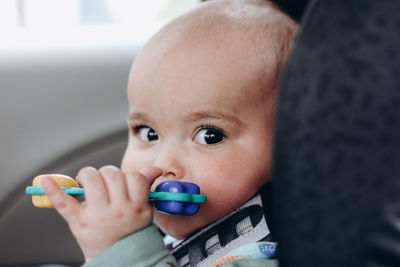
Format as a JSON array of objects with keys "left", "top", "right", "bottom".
[
  {"left": 99, "top": 165, "right": 128, "bottom": 204},
  {"left": 125, "top": 167, "right": 162, "bottom": 202},
  {"left": 42, "top": 176, "right": 80, "bottom": 223},
  {"left": 77, "top": 167, "right": 109, "bottom": 207},
  {"left": 140, "top": 167, "right": 163, "bottom": 184}
]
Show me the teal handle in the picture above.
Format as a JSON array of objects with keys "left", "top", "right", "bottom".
[
  {"left": 26, "top": 186, "right": 207, "bottom": 203},
  {"left": 26, "top": 186, "right": 84, "bottom": 196}
]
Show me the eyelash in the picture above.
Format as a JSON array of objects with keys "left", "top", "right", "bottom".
[
  {"left": 195, "top": 124, "right": 227, "bottom": 137},
  {"left": 132, "top": 125, "right": 147, "bottom": 134}
]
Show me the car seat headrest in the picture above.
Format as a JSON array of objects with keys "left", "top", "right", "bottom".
[{"left": 269, "top": 0, "right": 400, "bottom": 266}]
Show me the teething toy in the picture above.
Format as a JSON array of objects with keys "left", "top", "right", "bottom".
[
  {"left": 30, "top": 174, "right": 80, "bottom": 208},
  {"left": 154, "top": 181, "right": 202, "bottom": 215},
  {"left": 26, "top": 175, "right": 206, "bottom": 215}
]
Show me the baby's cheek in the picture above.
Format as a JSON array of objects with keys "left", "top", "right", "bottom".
[
  {"left": 199, "top": 158, "right": 265, "bottom": 214},
  {"left": 121, "top": 149, "right": 152, "bottom": 172},
  {"left": 200, "top": 174, "right": 247, "bottom": 216},
  {"left": 202, "top": 154, "right": 243, "bottom": 179}
]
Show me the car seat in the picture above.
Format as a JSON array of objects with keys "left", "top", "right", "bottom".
[{"left": 269, "top": 0, "right": 400, "bottom": 266}]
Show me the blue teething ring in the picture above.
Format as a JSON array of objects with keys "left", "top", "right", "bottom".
[{"left": 154, "top": 181, "right": 204, "bottom": 215}]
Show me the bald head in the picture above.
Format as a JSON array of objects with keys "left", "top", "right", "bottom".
[{"left": 134, "top": 0, "right": 297, "bottom": 91}]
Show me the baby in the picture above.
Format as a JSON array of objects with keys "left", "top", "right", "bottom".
[{"left": 42, "top": 0, "right": 297, "bottom": 266}]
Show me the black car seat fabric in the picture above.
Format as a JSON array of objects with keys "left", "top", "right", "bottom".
[
  {"left": 270, "top": 0, "right": 400, "bottom": 266},
  {"left": 270, "top": 0, "right": 310, "bottom": 22}
]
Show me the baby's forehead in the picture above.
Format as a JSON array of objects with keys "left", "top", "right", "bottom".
[
  {"left": 142, "top": 0, "right": 287, "bottom": 61},
  {"left": 130, "top": 53, "right": 273, "bottom": 119},
  {"left": 129, "top": 0, "right": 295, "bottom": 112}
]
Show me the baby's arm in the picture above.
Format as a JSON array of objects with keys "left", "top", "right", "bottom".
[
  {"left": 83, "top": 224, "right": 177, "bottom": 267},
  {"left": 42, "top": 165, "right": 162, "bottom": 262}
]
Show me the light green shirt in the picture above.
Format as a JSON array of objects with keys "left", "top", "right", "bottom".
[{"left": 84, "top": 224, "right": 278, "bottom": 267}]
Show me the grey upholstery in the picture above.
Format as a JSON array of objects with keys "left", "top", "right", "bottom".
[
  {"left": 0, "top": 40, "right": 137, "bottom": 265},
  {"left": 0, "top": 130, "right": 127, "bottom": 266},
  {"left": 271, "top": 0, "right": 400, "bottom": 266}
]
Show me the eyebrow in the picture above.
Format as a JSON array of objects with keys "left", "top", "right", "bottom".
[
  {"left": 128, "top": 112, "right": 150, "bottom": 122},
  {"left": 128, "top": 110, "right": 243, "bottom": 126},
  {"left": 185, "top": 111, "right": 243, "bottom": 125}
]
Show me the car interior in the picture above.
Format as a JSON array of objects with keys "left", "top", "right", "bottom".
[
  {"left": 1, "top": 0, "right": 399, "bottom": 266},
  {"left": 0, "top": 31, "right": 134, "bottom": 266}
]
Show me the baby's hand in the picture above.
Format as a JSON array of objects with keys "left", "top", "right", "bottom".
[{"left": 42, "top": 165, "right": 162, "bottom": 262}]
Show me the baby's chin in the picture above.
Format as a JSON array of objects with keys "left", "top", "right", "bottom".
[{"left": 153, "top": 210, "right": 205, "bottom": 239}]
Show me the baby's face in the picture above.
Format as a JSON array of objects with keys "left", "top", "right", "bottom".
[{"left": 121, "top": 38, "right": 276, "bottom": 239}]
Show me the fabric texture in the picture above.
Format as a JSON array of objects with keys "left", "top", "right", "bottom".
[
  {"left": 83, "top": 224, "right": 278, "bottom": 267},
  {"left": 272, "top": 0, "right": 400, "bottom": 266},
  {"left": 168, "top": 194, "right": 272, "bottom": 267}
]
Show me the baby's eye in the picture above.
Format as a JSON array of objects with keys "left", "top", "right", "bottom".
[
  {"left": 135, "top": 126, "right": 158, "bottom": 142},
  {"left": 194, "top": 127, "right": 226, "bottom": 145}
]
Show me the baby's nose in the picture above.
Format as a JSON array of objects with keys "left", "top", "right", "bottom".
[{"left": 153, "top": 147, "right": 186, "bottom": 180}]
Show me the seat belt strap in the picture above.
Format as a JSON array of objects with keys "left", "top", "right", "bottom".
[{"left": 168, "top": 194, "right": 274, "bottom": 267}]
